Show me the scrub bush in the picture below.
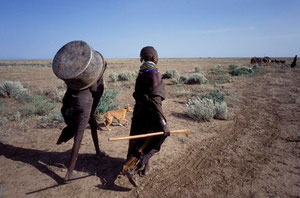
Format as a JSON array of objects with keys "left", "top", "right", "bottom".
[
  {"left": 185, "top": 96, "right": 228, "bottom": 121},
  {"left": 22, "top": 95, "right": 58, "bottom": 117},
  {"left": 229, "top": 65, "right": 254, "bottom": 76},
  {"left": 186, "top": 73, "right": 208, "bottom": 84},
  {"left": 162, "top": 69, "right": 180, "bottom": 80},
  {"left": 109, "top": 73, "right": 118, "bottom": 82},
  {"left": 118, "top": 72, "right": 137, "bottom": 81},
  {"left": 0, "top": 81, "right": 28, "bottom": 98},
  {"left": 96, "top": 89, "right": 120, "bottom": 115},
  {"left": 211, "top": 65, "right": 227, "bottom": 75},
  {"left": 194, "top": 67, "right": 201, "bottom": 73},
  {"left": 185, "top": 97, "right": 215, "bottom": 121},
  {"left": 214, "top": 101, "right": 228, "bottom": 120}
]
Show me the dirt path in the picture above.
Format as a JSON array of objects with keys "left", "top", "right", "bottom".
[
  {"left": 1, "top": 64, "right": 300, "bottom": 197},
  {"left": 127, "top": 66, "right": 300, "bottom": 197}
]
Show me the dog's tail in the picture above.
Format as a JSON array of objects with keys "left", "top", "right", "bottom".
[{"left": 97, "top": 111, "right": 105, "bottom": 118}]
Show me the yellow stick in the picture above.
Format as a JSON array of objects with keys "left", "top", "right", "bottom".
[{"left": 108, "top": 129, "right": 190, "bottom": 141}]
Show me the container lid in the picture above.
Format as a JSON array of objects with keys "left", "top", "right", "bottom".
[{"left": 52, "top": 40, "right": 92, "bottom": 80}]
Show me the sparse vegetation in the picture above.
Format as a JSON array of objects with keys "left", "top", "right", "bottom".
[
  {"left": 209, "top": 65, "right": 231, "bottom": 84},
  {"left": 194, "top": 67, "right": 201, "bottom": 73},
  {"left": 162, "top": 69, "right": 180, "bottom": 80},
  {"left": 0, "top": 81, "right": 29, "bottom": 99},
  {"left": 177, "top": 90, "right": 225, "bottom": 103},
  {"left": 214, "top": 75, "right": 232, "bottom": 84},
  {"left": 36, "top": 87, "right": 64, "bottom": 102},
  {"left": 118, "top": 71, "right": 137, "bottom": 81},
  {"left": 162, "top": 69, "right": 208, "bottom": 85},
  {"left": 37, "top": 111, "right": 64, "bottom": 128},
  {"left": 96, "top": 89, "right": 120, "bottom": 114},
  {"left": 229, "top": 65, "right": 255, "bottom": 76},
  {"left": 179, "top": 75, "right": 188, "bottom": 84},
  {"left": 211, "top": 65, "right": 226, "bottom": 75},
  {"left": 0, "top": 62, "right": 52, "bottom": 67},
  {"left": 0, "top": 81, "right": 58, "bottom": 119},
  {"left": 185, "top": 96, "right": 228, "bottom": 121},
  {"left": 108, "top": 71, "right": 137, "bottom": 82},
  {"left": 185, "top": 97, "right": 216, "bottom": 121},
  {"left": 214, "top": 101, "right": 228, "bottom": 120},
  {"left": 1, "top": 58, "right": 299, "bottom": 197},
  {"left": 203, "top": 90, "right": 225, "bottom": 103},
  {"left": 21, "top": 95, "right": 58, "bottom": 117},
  {"left": 109, "top": 73, "right": 118, "bottom": 82},
  {"left": 186, "top": 73, "right": 208, "bottom": 84}
]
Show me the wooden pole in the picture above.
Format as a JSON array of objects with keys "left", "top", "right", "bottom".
[{"left": 108, "top": 129, "right": 190, "bottom": 141}]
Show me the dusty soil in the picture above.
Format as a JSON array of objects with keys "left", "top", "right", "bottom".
[{"left": 0, "top": 58, "right": 300, "bottom": 197}]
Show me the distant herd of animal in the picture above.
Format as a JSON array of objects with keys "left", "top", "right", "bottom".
[{"left": 250, "top": 55, "right": 297, "bottom": 68}]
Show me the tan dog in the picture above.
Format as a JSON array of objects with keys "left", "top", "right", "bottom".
[{"left": 97, "top": 105, "right": 133, "bottom": 131}]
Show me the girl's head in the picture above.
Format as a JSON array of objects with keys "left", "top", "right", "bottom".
[{"left": 140, "top": 46, "right": 158, "bottom": 64}]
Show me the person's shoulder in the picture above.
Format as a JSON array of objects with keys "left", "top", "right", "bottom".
[{"left": 150, "top": 70, "right": 161, "bottom": 78}]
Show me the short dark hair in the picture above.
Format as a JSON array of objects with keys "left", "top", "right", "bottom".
[{"left": 140, "top": 46, "right": 158, "bottom": 64}]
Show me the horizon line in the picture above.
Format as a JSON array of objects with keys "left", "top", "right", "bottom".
[{"left": 0, "top": 56, "right": 297, "bottom": 60}]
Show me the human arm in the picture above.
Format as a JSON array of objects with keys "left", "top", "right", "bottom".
[{"left": 150, "top": 72, "right": 170, "bottom": 137}]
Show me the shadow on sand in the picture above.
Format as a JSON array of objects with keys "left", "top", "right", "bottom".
[{"left": 0, "top": 142, "right": 131, "bottom": 194}]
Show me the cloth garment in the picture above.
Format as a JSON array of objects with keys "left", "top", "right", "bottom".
[
  {"left": 57, "top": 77, "right": 104, "bottom": 144},
  {"left": 126, "top": 61, "right": 168, "bottom": 166}
]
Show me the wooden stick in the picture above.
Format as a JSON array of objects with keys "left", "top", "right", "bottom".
[{"left": 108, "top": 129, "right": 190, "bottom": 141}]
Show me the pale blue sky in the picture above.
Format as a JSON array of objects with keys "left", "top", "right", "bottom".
[{"left": 0, "top": 0, "right": 299, "bottom": 59}]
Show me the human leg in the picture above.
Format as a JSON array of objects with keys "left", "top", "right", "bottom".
[
  {"left": 89, "top": 117, "right": 104, "bottom": 157},
  {"left": 65, "top": 129, "right": 84, "bottom": 180}
]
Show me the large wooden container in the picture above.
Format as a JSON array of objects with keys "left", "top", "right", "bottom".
[{"left": 52, "top": 40, "right": 104, "bottom": 90}]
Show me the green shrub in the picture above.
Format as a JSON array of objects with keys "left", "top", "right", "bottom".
[
  {"left": 176, "top": 92, "right": 201, "bottom": 97},
  {"left": 109, "top": 73, "right": 118, "bottom": 82},
  {"left": 122, "top": 82, "right": 132, "bottom": 89},
  {"left": 96, "top": 89, "right": 120, "bottom": 115},
  {"left": 162, "top": 69, "right": 180, "bottom": 79},
  {"left": 22, "top": 95, "right": 58, "bottom": 117},
  {"left": 179, "top": 75, "right": 188, "bottom": 84},
  {"left": 203, "top": 90, "right": 225, "bottom": 103},
  {"left": 36, "top": 88, "right": 63, "bottom": 102},
  {"left": 229, "top": 65, "right": 254, "bottom": 76},
  {"left": 251, "top": 65, "right": 260, "bottom": 73},
  {"left": 34, "top": 97, "right": 57, "bottom": 116},
  {"left": 214, "top": 101, "right": 228, "bottom": 120},
  {"left": 14, "top": 91, "right": 34, "bottom": 103},
  {"left": 185, "top": 97, "right": 216, "bottom": 121},
  {"left": 0, "top": 81, "right": 29, "bottom": 98},
  {"left": 211, "top": 65, "right": 226, "bottom": 75},
  {"left": 194, "top": 67, "right": 201, "bottom": 73},
  {"left": 213, "top": 75, "right": 232, "bottom": 84},
  {"left": 186, "top": 73, "right": 208, "bottom": 84},
  {"left": 50, "top": 111, "right": 64, "bottom": 123},
  {"left": 118, "top": 72, "right": 137, "bottom": 81},
  {"left": 185, "top": 96, "right": 228, "bottom": 121},
  {"left": 38, "top": 111, "right": 64, "bottom": 127}
]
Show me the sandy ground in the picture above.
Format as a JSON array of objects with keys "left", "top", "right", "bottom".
[{"left": 0, "top": 58, "right": 299, "bottom": 197}]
